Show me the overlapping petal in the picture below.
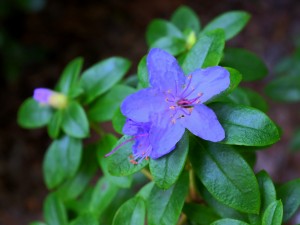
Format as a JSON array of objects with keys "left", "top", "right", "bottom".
[
  {"left": 182, "top": 104, "right": 225, "bottom": 142},
  {"left": 181, "top": 66, "right": 230, "bottom": 102},
  {"left": 149, "top": 114, "right": 185, "bottom": 159},
  {"left": 121, "top": 88, "right": 167, "bottom": 122},
  {"left": 147, "top": 48, "right": 185, "bottom": 93}
]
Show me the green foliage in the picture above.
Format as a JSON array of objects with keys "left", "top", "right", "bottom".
[
  {"left": 203, "top": 11, "right": 251, "bottom": 40},
  {"left": 149, "top": 132, "right": 189, "bottom": 189},
  {"left": 80, "top": 57, "right": 131, "bottom": 103},
  {"left": 18, "top": 98, "right": 53, "bottom": 128},
  {"left": 220, "top": 48, "right": 268, "bottom": 81},
  {"left": 18, "top": 6, "right": 300, "bottom": 225}
]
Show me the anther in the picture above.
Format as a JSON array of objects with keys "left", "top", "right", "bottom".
[
  {"left": 169, "top": 106, "right": 176, "bottom": 110},
  {"left": 130, "top": 159, "right": 138, "bottom": 165}
]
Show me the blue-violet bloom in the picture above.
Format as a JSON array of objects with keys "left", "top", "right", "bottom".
[
  {"left": 106, "top": 119, "right": 174, "bottom": 163},
  {"left": 33, "top": 88, "right": 68, "bottom": 109},
  {"left": 121, "top": 48, "right": 230, "bottom": 159}
]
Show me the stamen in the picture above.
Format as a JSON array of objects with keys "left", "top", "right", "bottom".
[
  {"left": 105, "top": 137, "right": 135, "bottom": 157},
  {"left": 180, "top": 74, "right": 193, "bottom": 97},
  {"left": 169, "top": 105, "right": 176, "bottom": 110}
]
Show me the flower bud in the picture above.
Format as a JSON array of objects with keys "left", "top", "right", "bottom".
[{"left": 33, "top": 88, "right": 68, "bottom": 109}]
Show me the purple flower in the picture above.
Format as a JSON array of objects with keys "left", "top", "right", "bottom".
[
  {"left": 121, "top": 48, "right": 230, "bottom": 158},
  {"left": 106, "top": 119, "right": 173, "bottom": 162},
  {"left": 33, "top": 88, "right": 68, "bottom": 109}
]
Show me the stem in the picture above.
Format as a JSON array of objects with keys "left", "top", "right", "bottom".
[
  {"left": 141, "top": 168, "right": 153, "bottom": 180},
  {"left": 176, "top": 214, "right": 187, "bottom": 225},
  {"left": 189, "top": 169, "right": 197, "bottom": 201},
  {"left": 91, "top": 123, "right": 105, "bottom": 136}
]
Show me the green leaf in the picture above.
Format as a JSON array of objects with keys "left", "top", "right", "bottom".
[
  {"left": 262, "top": 200, "right": 283, "bottom": 225},
  {"left": 190, "top": 140, "right": 260, "bottom": 214},
  {"left": 149, "top": 132, "right": 189, "bottom": 189},
  {"left": 18, "top": 98, "right": 52, "bottom": 128},
  {"left": 220, "top": 48, "right": 268, "bottom": 81},
  {"left": 150, "top": 36, "right": 186, "bottom": 56},
  {"left": 137, "top": 182, "right": 155, "bottom": 200},
  {"left": 56, "top": 144, "right": 97, "bottom": 201},
  {"left": 88, "top": 85, "right": 135, "bottom": 122},
  {"left": 170, "top": 6, "right": 201, "bottom": 33},
  {"left": 61, "top": 101, "right": 89, "bottom": 138},
  {"left": 196, "top": 179, "right": 247, "bottom": 220},
  {"left": 209, "top": 102, "right": 280, "bottom": 146},
  {"left": 277, "top": 178, "right": 300, "bottom": 221},
  {"left": 265, "top": 75, "right": 300, "bottom": 102},
  {"left": 43, "top": 193, "right": 68, "bottom": 225},
  {"left": 225, "top": 87, "right": 268, "bottom": 112},
  {"left": 112, "top": 196, "right": 146, "bottom": 225},
  {"left": 47, "top": 110, "right": 63, "bottom": 138},
  {"left": 182, "top": 29, "right": 225, "bottom": 74},
  {"left": 147, "top": 171, "right": 189, "bottom": 225},
  {"left": 290, "top": 129, "right": 300, "bottom": 151},
  {"left": 257, "top": 170, "right": 277, "bottom": 212},
  {"left": 112, "top": 107, "right": 126, "bottom": 134},
  {"left": 137, "top": 56, "right": 149, "bottom": 88},
  {"left": 69, "top": 214, "right": 98, "bottom": 225},
  {"left": 97, "top": 134, "right": 133, "bottom": 188},
  {"left": 107, "top": 136, "right": 149, "bottom": 176},
  {"left": 146, "top": 19, "right": 183, "bottom": 45},
  {"left": 183, "top": 203, "right": 220, "bottom": 225},
  {"left": 43, "top": 135, "right": 82, "bottom": 189},
  {"left": 203, "top": 11, "right": 251, "bottom": 40},
  {"left": 56, "top": 57, "right": 83, "bottom": 95},
  {"left": 210, "top": 219, "right": 250, "bottom": 225},
  {"left": 248, "top": 170, "right": 277, "bottom": 224},
  {"left": 80, "top": 57, "right": 131, "bottom": 103},
  {"left": 89, "top": 176, "right": 119, "bottom": 218}
]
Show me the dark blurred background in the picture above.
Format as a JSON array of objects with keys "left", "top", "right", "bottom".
[{"left": 1, "top": 0, "right": 300, "bottom": 224}]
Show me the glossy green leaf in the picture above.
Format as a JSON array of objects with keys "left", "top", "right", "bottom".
[
  {"left": 43, "top": 135, "right": 82, "bottom": 189},
  {"left": 61, "top": 101, "right": 89, "bottom": 138},
  {"left": 112, "top": 196, "right": 146, "bottom": 225},
  {"left": 88, "top": 84, "right": 135, "bottom": 122},
  {"left": 225, "top": 87, "right": 268, "bottom": 112},
  {"left": 211, "top": 219, "right": 250, "bottom": 225},
  {"left": 18, "top": 98, "right": 52, "bottom": 128},
  {"left": 203, "top": 11, "right": 250, "bottom": 40},
  {"left": 112, "top": 107, "right": 126, "bottom": 134},
  {"left": 137, "top": 56, "right": 149, "bottom": 88},
  {"left": 137, "top": 182, "right": 155, "bottom": 200},
  {"left": 257, "top": 170, "right": 277, "bottom": 212},
  {"left": 171, "top": 6, "right": 201, "bottom": 33},
  {"left": 57, "top": 144, "right": 97, "bottom": 201},
  {"left": 97, "top": 134, "right": 133, "bottom": 188},
  {"left": 290, "top": 129, "right": 300, "bottom": 151},
  {"left": 107, "top": 136, "right": 149, "bottom": 176},
  {"left": 43, "top": 193, "right": 68, "bottom": 225},
  {"left": 262, "top": 200, "right": 283, "bottom": 225},
  {"left": 197, "top": 179, "right": 247, "bottom": 220},
  {"left": 190, "top": 140, "right": 260, "bottom": 214},
  {"left": 80, "top": 57, "right": 131, "bottom": 103},
  {"left": 146, "top": 19, "right": 183, "bottom": 45},
  {"left": 277, "top": 178, "right": 300, "bottom": 221},
  {"left": 149, "top": 132, "right": 188, "bottom": 189},
  {"left": 69, "top": 214, "right": 98, "bottom": 225},
  {"left": 48, "top": 110, "right": 63, "bottom": 138},
  {"left": 265, "top": 75, "right": 300, "bottom": 102},
  {"left": 150, "top": 36, "right": 186, "bottom": 56},
  {"left": 209, "top": 102, "right": 280, "bottom": 146},
  {"left": 89, "top": 176, "right": 119, "bottom": 218},
  {"left": 56, "top": 57, "right": 83, "bottom": 95},
  {"left": 183, "top": 203, "right": 220, "bottom": 225},
  {"left": 220, "top": 48, "right": 268, "bottom": 81},
  {"left": 182, "top": 29, "right": 225, "bottom": 74},
  {"left": 147, "top": 171, "right": 189, "bottom": 225}
]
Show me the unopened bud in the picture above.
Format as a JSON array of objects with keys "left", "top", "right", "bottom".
[{"left": 33, "top": 88, "right": 68, "bottom": 109}]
